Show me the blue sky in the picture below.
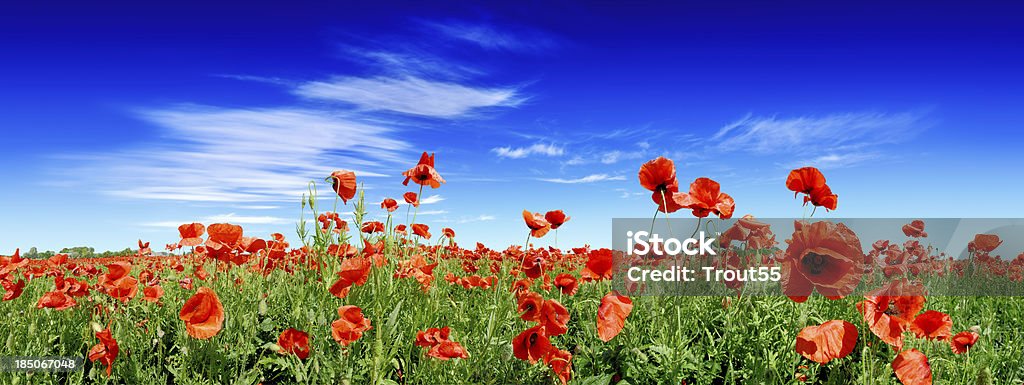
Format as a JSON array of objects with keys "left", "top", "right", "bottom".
[{"left": 2, "top": 2, "right": 1023, "bottom": 252}]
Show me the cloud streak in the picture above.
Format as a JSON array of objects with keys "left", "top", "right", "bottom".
[
  {"left": 492, "top": 143, "right": 565, "bottom": 159},
  {"left": 84, "top": 106, "right": 408, "bottom": 203},
  {"left": 422, "top": 20, "right": 557, "bottom": 53},
  {"left": 540, "top": 174, "right": 626, "bottom": 184},
  {"left": 711, "top": 111, "right": 928, "bottom": 155},
  {"left": 294, "top": 76, "right": 523, "bottom": 118}
]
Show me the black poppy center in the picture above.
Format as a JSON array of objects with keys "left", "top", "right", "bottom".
[
  {"left": 801, "top": 252, "right": 828, "bottom": 275},
  {"left": 884, "top": 300, "right": 901, "bottom": 317}
]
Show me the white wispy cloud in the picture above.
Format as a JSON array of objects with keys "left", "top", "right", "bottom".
[
  {"left": 435, "top": 214, "right": 497, "bottom": 224},
  {"left": 461, "top": 214, "right": 496, "bottom": 223},
  {"left": 784, "top": 152, "right": 882, "bottom": 169},
  {"left": 419, "top": 194, "right": 445, "bottom": 205},
  {"left": 711, "top": 111, "right": 927, "bottom": 154},
  {"left": 142, "top": 213, "right": 291, "bottom": 228},
  {"left": 415, "top": 210, "right": 448, "bottom": 216},
  {"left": 81, "top": 106, "right": 408, "bottom": 203},
  {"left": 540, "top": 174, "right": 626, "bottom": 184},
  {"left": 492, "top": 143, "right": 565, "bottom": 159},
  {"left": 600, "top": 150, "right": 644, "bottom": 164},
  {"left": 421, "top": 20, "right": 557, "bottom": 52},
  {"left": 294, "top": 76, "right": 523, "bottom": 118}
]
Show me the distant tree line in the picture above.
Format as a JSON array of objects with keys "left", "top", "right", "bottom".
[{"left": 21, "top": 246, "right": 136, "bottom": 259}]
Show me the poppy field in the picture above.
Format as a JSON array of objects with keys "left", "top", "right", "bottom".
[{"left": 2, "top": 154, "right": 1023, "bottom": 385}]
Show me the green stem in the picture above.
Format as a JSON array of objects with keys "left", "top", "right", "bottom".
[
  {"left": 649, "top": 206, "right": 659, "bottom": 236},
  {"left": 659, "top": 189, "right": 674, "bottom": 237},
  {"left": 691, "top": 217, "right": 703, "bottom": 239}
]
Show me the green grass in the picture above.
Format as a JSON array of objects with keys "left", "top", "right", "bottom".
[
  {"left": 2, "top": 188, "right": 1022, "bottom": 385},
  {"left": 1, "top": 252, "right": 1023, "bottom": 385}
]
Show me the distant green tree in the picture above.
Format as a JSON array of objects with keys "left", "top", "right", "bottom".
[{"left": 59, "top": 246, "right": 96, "bottom": 258}]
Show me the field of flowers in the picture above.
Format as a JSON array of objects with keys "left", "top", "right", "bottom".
[{"left": 1, "top": 153, "right": 1023, "bottom": 385}]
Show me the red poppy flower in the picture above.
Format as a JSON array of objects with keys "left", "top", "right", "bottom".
[
  {"left": 675, "top": 177, "right": 735, "bottom": 219},
  {"left": 442, "top": 227, "right": 455, "bottom": 238},
  {"left": 207, "top": 223, "right": 243, "bottom": 248},
  {"left": 795, "top": 320, "right": 858, "bottom": 364},
  {"left": 909, "top": 310, "right": 952, "bottom": 341},
  {"left": 857, "top": 287, "right": 925, "bottom": 350},
  {"left": 638, "top": 156, "right": 678, "bottom": 193},
  {"left": 544, "top": 210, "right": 570, "bottom": 230},
  {"left": 553, "top": 273, "right": 578, "bottom": 295},
  {"left": 361, "top": 221, "right": 385, "bottom": 234},
  {"left": 891, "top": 349, "right": 932, "bottom": 385},
  {"left": 394, "top": 224, "right": 407, "bottom": 235},
  {"left": 179, "top": 287, "right": 225, "bottom": 339},
  {"left": 902, "top": 220, "right": 928, "bottom": 238},
  {"left": 539, "top": 299, "right": 570, "bottom": 336},
  {"left": 394, "top": 255, "right": 439, "bottom": 292},
  {"left": 512, "top": 325, "right": 554, "bottom": 364},
  {"left": 781, "top": 221, "right": 864, "bottom": 302},
  {"left": 277, "top": 328, "right": 311, "bottom": 360},
  {"left": 427, "top": 340, "right": 469, "bottom": 360},
  {"left": 719, "top": 215, "right": 776, "bottom": 249},
  {"left": 517, "top": 291, "right": 544, "bottom": 322},
  {"left": 950, "top": 331, "right": 979, "bottom": 354},
  {"left": 98, "top": 262, "right": 139, "bottom": 302},
  {"left": 970, "top": 234, "right": 1002, "bottom": 253},
  {"left": 403, "top": 191, "right": 419, "bottom": 207},
  {"left": 328, "top": 170, "right": 358, "bottom": 204},
  {"left": 415, "top": 326, "right": 451, "bottom": 347},
  {"left": 381, "top": 198, "right": 399, "bottom": 212},
  {"left": 402, "top": 152, "right": 445, "bottom": 188},
  {"left": 331, "top": 305, "right": 372, "bottom": 346},
  {"left": 88, "top": 327, "right": 119, "bottom": 376},
  {"left": 510, "top": 279, "right": 531, "bottom": 296},
  {"left": 2, "top": 278, "right": 25, "bottom": 301},
  {"left": 546, "top": 348, "right": 572, "bottom": 385},
  {"left": 803, "top": 185, "right": 838, "bottom": 211},
  {"left": 329, "top": 256, "right": 371, "bottom": 299},
  {"left": 597, "top": 292, "right": 633, "bottom": 342},
  {"left": 36, "top": 290, "right": 76, "bottom": 310},
  {"left": 522, "top": 210, "right": 551, "bottom": 238},
  {"left": 178, "top": 223, "right": 206, "bottom": 247},
  {"left": 786, "top": 167, "right": 827, "bottom": 197},
  {"left": 412, "top": 224, "right": 432, "bottom": 240},
  {"left": 581, "top": 249, "right": 614, "bottom": 281},
  {"left": 142, "top": 285, "right": 164, "bottom": 303}
]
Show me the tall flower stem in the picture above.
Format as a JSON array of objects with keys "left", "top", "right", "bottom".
[
  {"left": 659, "top": 189, "right": 675, "bottom": 237},
  {"left": 649, "top": 207, "right": 659, "bottom": 236},
  {"left": 409, "top": 184, "right": 425, "bottom": 228}
]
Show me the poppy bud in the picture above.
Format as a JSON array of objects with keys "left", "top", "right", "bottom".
[
  {"left": 268, "top": 343, "right": 282, "bottom": 353},
  {"left": 259, "top": 299, "right": 268, "bottom": 316},
  {"left": 969, "top": 325, "right": 981, "bottom": 334},
  {"left": 91, "top": 321, "right": 103, "bottom": 333}
]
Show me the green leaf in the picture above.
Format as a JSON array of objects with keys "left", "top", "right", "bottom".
[{"left": 580, "top": 373, "right": 614, "bottom": 385}]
